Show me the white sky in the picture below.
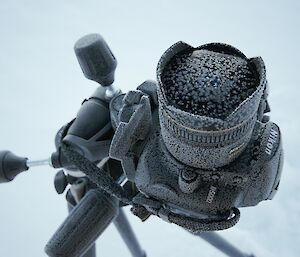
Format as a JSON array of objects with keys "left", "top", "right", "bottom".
[{"left": 0, "top": 1, "right": 299, "bottom": 256}]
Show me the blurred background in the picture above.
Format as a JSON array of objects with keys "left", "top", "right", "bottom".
[{"left": 0, "top": 1, "right": 299, "bottom": 256}]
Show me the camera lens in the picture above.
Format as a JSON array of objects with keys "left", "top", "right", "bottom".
[
  {"left": 161, "top": 49, "right": 257, "bottom": 119},
  {"left": 157, "top": 42, "right": 266, "bottom": 169}
]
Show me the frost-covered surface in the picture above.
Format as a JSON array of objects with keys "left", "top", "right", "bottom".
[
  {"left": 0, "top": 1, "right": 299, "bottom": 257},
  {"left": 161, "top": 48, "right": 257, "bottom": 118}
]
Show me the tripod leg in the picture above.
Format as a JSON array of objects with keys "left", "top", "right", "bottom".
[
  {"left": 194, "top": 232, "right": 255, "bottom": 257},
  {"left": 81, "top": 244, "right": 96, "bottom": 257},
  {"left": 113, "top": 208, "right": 146, "bottom": 257}
]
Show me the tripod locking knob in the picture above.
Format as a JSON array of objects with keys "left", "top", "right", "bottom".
[
  {"left": 74, "top": 33, "right": 117, "bottom": 86},
  {"left": 0, "top": 151, "right": 28, "bottom": 183}
]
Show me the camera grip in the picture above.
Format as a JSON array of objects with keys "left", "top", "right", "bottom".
[{"left": 45, "top": 189, "right": 119, "bottom": 257}]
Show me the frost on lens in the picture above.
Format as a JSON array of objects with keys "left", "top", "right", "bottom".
[{"left": 161, "top": 49, "right": 258, "bottom": 119}]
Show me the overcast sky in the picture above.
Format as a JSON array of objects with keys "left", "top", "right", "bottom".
[{"left": 0, "top": 1, "right": 299, "bottom": 257}]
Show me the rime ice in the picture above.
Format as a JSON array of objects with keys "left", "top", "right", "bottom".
[{"left": 161, "top": 49, "right": 258, "bottom": 119}]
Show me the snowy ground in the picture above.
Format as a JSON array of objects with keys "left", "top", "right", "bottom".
[{"left": 0, "top": 1, "right": 299, "bottom": 256}]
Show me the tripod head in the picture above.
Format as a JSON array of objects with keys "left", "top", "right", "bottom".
[
  {"left": 0, "top": 33, "right": 123, "bottom": 257},
  {"left": 0, "top": 33, "right": 283, "bottom": 257}
]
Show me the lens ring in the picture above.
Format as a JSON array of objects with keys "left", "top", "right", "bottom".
[{"left": 160, "top": 107, "right": 257, "bottom": 146}]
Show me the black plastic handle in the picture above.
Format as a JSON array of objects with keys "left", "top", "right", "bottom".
[
  {"left": 50, "top": 95, "right": 113, "bottom": 169},
  {"left": 0, "top": 151, "right": 28, "bottom": 183},
  {"left": 74, "top": 33, "right": 117, "bottom": 86},
  {"left": 45, "top": 189, "right": 119, "bottom": 257}
]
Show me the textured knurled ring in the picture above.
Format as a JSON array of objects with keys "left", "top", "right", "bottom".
[{"left": 161, "top": 108, "right": 256, "bottom": 145}]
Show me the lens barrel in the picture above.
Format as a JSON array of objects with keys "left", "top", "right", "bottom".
[{"left": 157, "top": 42, "right": 267, "bottom": 169}]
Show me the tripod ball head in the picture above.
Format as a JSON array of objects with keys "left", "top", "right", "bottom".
[{"left": 74, "top": 34, "right": 117, "bottom": 86}]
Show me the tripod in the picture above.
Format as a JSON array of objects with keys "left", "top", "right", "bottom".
[{"left": 0, "top": 33, "right": 260, "bottom": 257}]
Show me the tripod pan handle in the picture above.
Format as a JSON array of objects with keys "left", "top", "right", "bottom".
[
  {"left": 0, "top": 151, "right": 28, "bottom": 183},
  {"left": 74, "top": 33, "right": 117, "bottom": 86},
  {"left": 45, "top": 189, "right": 119, "bottom": 257}
]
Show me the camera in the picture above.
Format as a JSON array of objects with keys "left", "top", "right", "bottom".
[{"left": 110, "top": 41, "right": 283, "bottom": 231}]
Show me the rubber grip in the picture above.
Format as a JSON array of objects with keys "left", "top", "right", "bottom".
[
  {"left": 0, "top": 151, "right": 28, "bottom": 183},
  {"left": 74, "top": 34, "right": 117, "bottom": 86},
  {"left": 45, "top": 189, "right": 119, "bottom": 257}
]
